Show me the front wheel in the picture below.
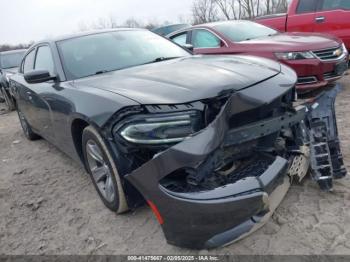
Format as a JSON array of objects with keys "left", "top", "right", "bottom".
[{"left": 82, "top": 126, "right": 129, "bottom": 213}]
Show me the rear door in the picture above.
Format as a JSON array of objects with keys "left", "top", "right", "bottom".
[
  {"left": 314, "top": 0, "right": 350, "bottom": 49},
  {"left": 287, "top": 0, "right": 317, "bottom": 32},
  {"left": 14, "top": 48, "right": 37, "bottom": 125}
]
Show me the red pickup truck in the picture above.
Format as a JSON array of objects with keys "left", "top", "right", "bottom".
[{"left": 256, "top": 0, "right": 350, "bottom": 50}]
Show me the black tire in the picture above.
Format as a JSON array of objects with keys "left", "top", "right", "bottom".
[
  {"left": 17, "top": 108, "right": 41, "bottom": 140},
  {"left": 82, "top": 126, "right": 128, "bottom": 213},
  {"left": 1, "top": 87, "right": 15, "bottom": 111}
]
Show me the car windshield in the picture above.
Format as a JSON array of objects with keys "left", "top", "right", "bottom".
[
  {"left": 57, "top": 30, "right": 191, "bottom": 80},
  {"left": 0, "top": 51, "right": 25, "bottom": 69},
  {"left": 213, "top": 21, "right": 278, "bottom": 42}
]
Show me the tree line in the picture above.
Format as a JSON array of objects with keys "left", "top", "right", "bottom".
[
  {"left": 78, "top": 0, "right": 289, "bottom": 31},
  {"left": 192, "top": 0, "right": 289, "bottom": 24},
  {"left": 0, "top": 43, "right": 32, "bottom": 52},
  {"left": 2, "top": 0, "right": 289, "bottom": 51},
  {"left": 78, "top": 16, "right": 177, "bottom": 31}
]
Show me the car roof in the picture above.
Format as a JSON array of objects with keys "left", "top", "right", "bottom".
[
  {"left": 167, "top": 20, "right": 254, "bottom": 37},
  {"left": 192, "top": 20, "right": 254, "bottom": 28},
  {"left": 36, "top": 28, "right": 147, "bottom": 45}
]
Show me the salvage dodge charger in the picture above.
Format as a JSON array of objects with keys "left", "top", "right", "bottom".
[{"left": 10, "top": 29, "right": 346, "bottom": 249}]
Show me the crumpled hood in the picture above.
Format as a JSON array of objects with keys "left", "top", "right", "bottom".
[
  {"left": 239, "top": 32, "right": 341, "bottom": 52},
  {"left": 73, "top": 55, "right": 281, "bottom": 104}
]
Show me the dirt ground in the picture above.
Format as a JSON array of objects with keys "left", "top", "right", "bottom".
[{"left": 1, "top": 74, "right": 350, "bottom": 255}]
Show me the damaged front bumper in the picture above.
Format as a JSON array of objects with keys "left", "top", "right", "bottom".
[{"left": 124, "top": 83, "right": 346, "bottom": 249}]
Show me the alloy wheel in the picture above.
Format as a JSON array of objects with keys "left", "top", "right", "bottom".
[{"left": 86, "top": 140, "right": 116, "bottom": 203}]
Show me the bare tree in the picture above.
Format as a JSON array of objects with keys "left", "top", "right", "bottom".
[
  {"left": 192, "top": 0, "right": 219, "bottom": 24},
  {"left": 214, "top": 0, "right": 233, "bottom": 20},
  {"left": 273, "top": 0, "right": 288, "bottom": 13},
  {"left": 0, "top": 43, "right": 32, "bottom": 52},
  {"left": 123, "top": 18, "right": 142, "bottom": 28},
  {"left": 93, "top": 16, "right": 118, "bottom": 29},
  {"left": 78, "top": 16, "right": 176, "bottom": 32},
  {"left": 193, "top": 0, "right": 289, "bottom": 21}
]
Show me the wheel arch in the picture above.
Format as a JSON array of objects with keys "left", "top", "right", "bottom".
[
  {"left": 70, "top": 115, "right": 114, "bottom": 170},
  {"left": 70, "top": 116, "right": 102, "bottom": 169}
]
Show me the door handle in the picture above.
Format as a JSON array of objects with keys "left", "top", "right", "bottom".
[{"left": 316, "top": 16, "right": 325, "bottom": 23}]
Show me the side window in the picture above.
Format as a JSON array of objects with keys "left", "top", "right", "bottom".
[
  {"left": 296, "top": 0, "right": 317, "bottom": 13},
  {"left": 22, "top": 49, "right": 36, "bottom": 73},
  {"left": 171, "top": 32, "right": 188, "bottom": 46},
  {"left": 35, "top": 46, "right": 55, "bottom": 75},
  {"left": 321, "top": 0, "right": 350, "bottom": 10},
  {"left": 192, "top": 30, "right": 221, "bottom": 48}
]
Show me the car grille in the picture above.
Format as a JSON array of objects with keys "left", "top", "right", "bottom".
[
  {"left": 323, "top": 71, "right": 338, "bottom": 80},
  {"left": 312, "top": 46, "right": 344, "bottom": 61},
  {"left": 297, "top": 76, "right": 317, "bottom": 85}
]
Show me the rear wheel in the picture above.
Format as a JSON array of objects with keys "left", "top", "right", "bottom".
[
  {"left": 17, "top": 108, "right": 40, "bottom": 140},
  {"left": 1, "top": 87, "right": 15, "bottom": 111},
  {"left": 82, "top": 126, "right": 128, "bottom": 213}
]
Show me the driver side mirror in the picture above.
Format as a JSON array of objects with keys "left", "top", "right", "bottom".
[
  {"left": 182, "top": 44, "right": 194, "bottom": 52},
  {"left": 24, "top": 70, "right": 56, "bottom": 84}
]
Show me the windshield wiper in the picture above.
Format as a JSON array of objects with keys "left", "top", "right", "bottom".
[
  {"left": 82, "top": 69, "right": 116, "bottom": 78},
  {"left": 142, "top": 56, "right": 181, "bottom": 65}
]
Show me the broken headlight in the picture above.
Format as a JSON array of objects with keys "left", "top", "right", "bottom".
[{"left": 115, "top": 111, "right": 202, "bottom": 145}]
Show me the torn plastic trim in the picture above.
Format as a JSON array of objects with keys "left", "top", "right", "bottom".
[{"left": 307, "top": 84, "right": 347, "bottom": 191}]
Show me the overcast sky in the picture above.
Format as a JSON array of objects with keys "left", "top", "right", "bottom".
[{"left": 0, "top": 0, "right": 194, "bottom": 45}]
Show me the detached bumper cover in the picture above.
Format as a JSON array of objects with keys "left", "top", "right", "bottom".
[{"left": 125, "top": 83, "right": 346, "bottom": 249}]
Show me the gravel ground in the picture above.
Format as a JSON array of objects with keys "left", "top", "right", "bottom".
[{"left": 1, "top": 74, "right": 350, "bottom": 255}]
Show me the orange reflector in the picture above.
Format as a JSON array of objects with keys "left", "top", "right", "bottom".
[{"left": 147, "top": 200, "right": 164, "bottom": 225}]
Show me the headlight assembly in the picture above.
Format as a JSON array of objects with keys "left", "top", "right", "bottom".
[
  {"left": 115, "top": 111, "right": 202, "bottom": 145},
  {"left": 275, "top": 51, "right": 315, "bottom": 60}
]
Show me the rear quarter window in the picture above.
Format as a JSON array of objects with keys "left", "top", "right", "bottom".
[{"left": 171, "top": 32, "right": 188, "bottom": 46}]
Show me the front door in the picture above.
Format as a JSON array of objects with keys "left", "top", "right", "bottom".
[
  {"left": 287, "top": 0, "right": 317, "bottom": 32},
  {"left": 26, "top": 45, "right": 56, "bottom": 140}
]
